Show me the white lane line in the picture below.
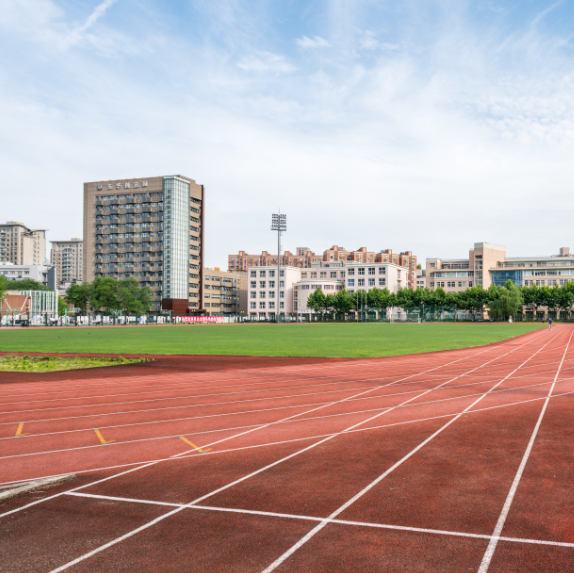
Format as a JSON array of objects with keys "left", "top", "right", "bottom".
[
  {"left": 2, "top": 336, "right": 494, "bottom": 520},
  {"left": 41, "top": 332, "right": 551, "bottom": 572},
  {"left": 5, "top": 382, "right": 574, "bottom": 491},
  {"left": 63, "top": 491, "right": 574, "bottom": 549},
  {"left": 477, "top": 326, "right": 574, "bottom": 573},
  {"left": 260, "top": 329, "right": 564, "bottom": 572},
  {"left": 2, "top": 375, "right": 567, "bottom": 460}
]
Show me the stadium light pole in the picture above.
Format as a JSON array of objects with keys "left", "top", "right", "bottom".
[{"left": 271, "top": 212, "right": 286, "bottom": 323}]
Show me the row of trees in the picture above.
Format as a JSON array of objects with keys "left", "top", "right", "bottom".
[
  {"left": 66, "top": 277, "right": 153, "bottom": 315},
  {"left": 306, "top": 281, "right": 574, "bottom": 320}
]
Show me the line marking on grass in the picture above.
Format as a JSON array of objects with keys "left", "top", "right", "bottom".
[
  {"left": 94, "top": 429, "right": 115, "bottom": 445},
  {"left": 15, "top": 423, "right": 29, "bottom": 437},
  {"left": 179, "top": 436, "right": 211, "bottom": 453}
]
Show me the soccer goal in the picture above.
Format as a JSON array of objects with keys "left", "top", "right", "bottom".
[{"left": 389, "top": 312, "right": 421, "bottom": 324}]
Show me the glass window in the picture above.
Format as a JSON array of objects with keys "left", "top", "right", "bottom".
[
  {"left": 311, "top": 272, "right": 317, "bottom": 278},
  {"left": 301, "top": 272, "right": 307, "bottom": 278},
  {"left": 358, "top": 278, "right": 365, "bottom": 286},
  {"left": 268, "top": 301, "right": 275, "bottom": 309},
  {"left": 269, "top": 270, "right": 275, "bottom": 277},
  {"left": 347, "top": 268, "right": 355, "bottom": 276},
  {"left": 378, "top": 278, "right": 386, "bottom": 286},
  {"left": 250, "top": 302, "right": 256, "bottom": 309},
  {"left": 260, "top": 281, "right": 266, "bottom": 288},
  {"left": 260, "top": 270, "right": 266, "bottom": 277},
  {"left": 259, "top": 291, "right": 266, "bottom": 298},
  {"left": 269, "top": 281, "right": 275, "bottom": 288},
  {"left": 368, "top": 268, "right": 375, "bottom": 275},
  {"left": 379, "top": 267, "right": 386, "bottom": 274},
  {"left": 368, "top": 278, "right": 375, "bottom": 286},
  {"left": 259, "top": 302, "right": 266, "bottom": 309},
  {"left": 250, "top": 292, "right": 256, "bottom": 299},
  {"left": 268, "top": 291, "right": 275, "bottom": 298},
  {"left": 250, "top": 270, "right": 256, "bottom": 277},
  {"left": 358, "top": 268, "right": 365, "bottom": 275},
  {"left": 348, "top": 279, "right": 355, "bottom": 287},
  {"left": 320, "top": 272, "right": 326, "bottom": 278},
  {"left": 280, "top": 291, "right": 285, "bottom": 298}
]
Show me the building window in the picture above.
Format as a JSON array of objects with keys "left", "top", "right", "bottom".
[
  {"left": 250, "top": 302, "right": 256, "bottom": 309},
  {"left": 347, "top": 268, "right": 355, "bottom": 276},
  {"left": 379, "top": 278, "right": 386, "bottom": 286},
  {"left": 260, "top": 281, "right": 266, "bottom": 288},
  {"left": 259, "top": 302, "right": 266, "bottom": 309},
  {"left": 302, "top": 272, "right": 307, "bottom": 278},
  {"left": 368, "top": 268, "right": 375, "bottom": 275},
  {"left": 358, "top": 268, "right": 365, "bottom": 275},
  {"left": 368, "top": 278, "right": 375, "bottom": 286},
  {"left": 280, "top": 291, "right": 285, "bottom": 298},
  {"left": 330, "top": 272, "right": 337, "bottom": 278},
  {"left": 268, "top": 291, "right": 275, "bottom": 298},
  {"left": 269, "top": 281, "right": 275, "bottom": 288},
  {"left": 250, "top": 270, "right": 256, "bottom": 278},
  {"left": 250, "top": 281, "right": 256, "bottom": 288},
  {"left": 320, "top": 272, "right": 326, "bottom": 278},
  {"left": 268, "top": 301, "right": 275, "bottom": 309},
  {"left": 259, "top": 270, "right": 266, "bottom": 277},
  {"left": 311, "top": 272, "right": 317, "bottom": 278},
  {"left": 259, "top": 291, "right": 266, "bottom": 298},
  {"left": 348, "top": 279, "right": 355, "bottom": 287},
  {"left": 250, "top": 292, "right": 256, "bottom": 299}
]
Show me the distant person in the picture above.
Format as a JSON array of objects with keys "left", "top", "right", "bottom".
[{"left": 549, "top": 318, "right": 553, "bottom": 330}]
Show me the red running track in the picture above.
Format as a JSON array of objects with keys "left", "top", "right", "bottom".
[{"left": 1, "top": 325, "right": 574, "bottom": 572}]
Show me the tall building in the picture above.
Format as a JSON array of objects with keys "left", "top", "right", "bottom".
[
  {"left": 83, "top": 175, "right": 205, "bottom": 313},
  {"left": 229, "top": 245, "right": 417, "bottom": 288},
  {"left": 0, "top": 222, "right": 47, "bottom": 265},
  {"left": 50, "top": 238, "right": 83, "bottom": 289},
  {"left": 203, "top": 268, "right": 247, "bottom": 316}
]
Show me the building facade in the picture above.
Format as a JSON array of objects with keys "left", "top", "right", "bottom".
[
  {"left": 491, "top": 248, "right": 574, "bottom": 287},
  {"left": 0, "top": 222, "right": 47, "bottom": 266},
  {"left": 203, "top": 268, "right": 247, "bottom": 316},
  {"left": 248, "top": 260, "right": 407, "bottom": 319},
  {"left": 230, "top": 245, "right": 417, "bottom": 288},
  {"left": 0, "top": 262, "right": 56, "bottom": 289},
  {"left": 426, "top": 242, "right": 506, "bottom": 292},
  {"left": 416, "top": 269, "right": 426, "bottom": 289},
  {"left": 50, "top": 239, "right": 83, "bottom": 289},
  {"left": 83, "top": 175, "right": 204, "bottom": 313}
]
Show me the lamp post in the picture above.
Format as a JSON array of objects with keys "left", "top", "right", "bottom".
[{"left": 271, "top": 213, "right": 286, "bottom": 323}]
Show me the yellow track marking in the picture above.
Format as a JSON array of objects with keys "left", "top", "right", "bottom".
[
  {"left": 15, "top": 423, "right": 29, "bottom": 437},
  {"left": 94, "top": 429, "right": 115, "bottom": 445},
  {"left": 179, "top": 436, "right": 211, "bottom": 453}
]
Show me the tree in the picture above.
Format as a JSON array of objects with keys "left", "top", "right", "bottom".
[
  {"left": 6, "top": 278, "right": 51, "bottom": 291},
  {"left": 65, "top": 283, "right": 91, "bottom": 314},
  {"left": 117, "top": 278, "right": 151, "bottom": 316},
  {"left": 58, "top": 296, "right": 68, "bottom": 316},
  {"left": 0, "top": 275, "right": 6, "bottom": 303},
  {"left": 368, "top": 287, "right": 391, "bottom": 318},
  {"left": 89, "top": 277, "right": 121, "bottom": 314},
  {"left": 307, "top": 288, "right": 328, "bottom": 319},
  {"left": 331, "top": 289, "right": 354, "bottom": 319},
  {"left": 489, "top": 280, "right": 523, "bottom": 320}
]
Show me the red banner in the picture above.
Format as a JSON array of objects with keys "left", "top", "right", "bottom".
[{"left": 181, "top": 316, "right": 225, "bottom": 323}]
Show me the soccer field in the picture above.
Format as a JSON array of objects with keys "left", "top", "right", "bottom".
[{"left": 0, "top": 323, "right": 545, "bottom": 358}]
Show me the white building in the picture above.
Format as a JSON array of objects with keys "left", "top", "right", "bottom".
[
  {"left": 0, "top": 261, "right": 55, "bottom": 289},
  {"left": 247, "top": 260, "right": 407, "bottom": 319},
  {"left": 0, "top": 222, "right": 47, "bottom": 265},
  {"left": 417, "top": 269, "right": 426, "bottom": 289},
  {"left": 50, "top": 238, "right": 83, "bottom": 288}
]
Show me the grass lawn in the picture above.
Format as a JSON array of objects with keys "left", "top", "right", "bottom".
[
  {"left": 0, "top": 323, "right": 546, "bottom": 358},
  {"left": 0, "top": 355, "right": 148, "bottom": 372}
]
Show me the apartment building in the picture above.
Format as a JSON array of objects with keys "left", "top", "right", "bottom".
[
  {"left": 203, "top": 268, "right": 247, "bottom": 316},
  {"left": 426, "top": 242, "right": 506, "bottom": 292},
  {"left": 248, "top": 260, "right": 407, "bottom": 319},
  {"left": 0, "top": 222, "right": 47, "bottom": 266},
  {"left": 231, "top": 246, "right": 417, "bottom": 288},
  {"left": 416, "top": 269, "right": 426, "bottom": 289},
  {"left": 50, "top": 238, "right": 83, "bottom": 289},
  {"left": 84, "top": 175, "right": 204, "bottom": 313}
]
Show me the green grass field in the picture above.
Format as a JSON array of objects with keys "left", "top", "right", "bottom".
[
  {"left": 0, "top": 323, "right": 545, "bottom": 358},
  {"left": 0, "top": 355, "right": 148, "bottom": 372}
]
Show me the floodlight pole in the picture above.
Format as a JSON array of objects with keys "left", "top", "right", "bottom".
[{"left": 271, "top": 212, "right": 287, "bottom": 323}]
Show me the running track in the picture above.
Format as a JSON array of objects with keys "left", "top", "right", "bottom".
[{"left": 1, "top": 325, "right": 574, "bottom": 572}]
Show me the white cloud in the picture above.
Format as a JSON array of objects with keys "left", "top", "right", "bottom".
[
  {"left": 237, "top": 51, "right": 296, "bottom": 74},
  {"left": 360, "top": 31, "right": 399, "bottom": 51},
  {"left": 296, "top": 35, "right": 330, "bottom": 49}
]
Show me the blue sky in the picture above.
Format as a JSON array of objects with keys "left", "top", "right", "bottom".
[{"left": 1, "top": 0, "right": 574, "bottom": 266}]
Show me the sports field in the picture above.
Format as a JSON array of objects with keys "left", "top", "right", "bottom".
[
  {"left": 0, "top": 323, "right": 544, "bottom": 358},
  {"left": 1, "top": 325, "right": 573, "bottom": 572}
]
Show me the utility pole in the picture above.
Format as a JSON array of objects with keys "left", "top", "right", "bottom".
[{"left": 271, "top": 212, "right": 286, "bottom": 323}]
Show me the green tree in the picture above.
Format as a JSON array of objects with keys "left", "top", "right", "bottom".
[
  {"left": 7, "top": 278, "right": 51, "bottom": 291},
  {"left": 117, "top": 278, "right": 151, "bottom": 316},
  {"left": 65, "top": 283, "right": 91, "bottom": 314},
  {"left": 307, "top": 288, "right": 327, "bottom": 319},
  {"left": 89, "top": 277, "right": 121, "bottom": 314},
  {"left": 58, "top": 296, "right": 68, "bottom": 316},
  {"left": 331, "top": 289, "right": 354, "bottom": 319},
  {"left": 0, "top": 275, "right": 7, "bottom": 303},
  {"left": 489, "top": 280, "right": 523, "bottom": 320}
]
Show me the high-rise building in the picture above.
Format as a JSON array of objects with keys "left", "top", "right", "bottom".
[
  {"left": 0, "top": 222, "right": 47, "bottom": 265},
  {"left": 50, "top": 238, "right": 83, "bottom": 289},
  {"left": 83, "top": 175, "right": 205, "bottom": 313},
  {"left": 230, "top": 245, "right": 417, "bottom": 288}
]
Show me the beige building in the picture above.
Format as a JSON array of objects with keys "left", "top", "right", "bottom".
[
  {"left": 50, "top": 238, "right": 83, "bottom": 288},
  {"left": 83, "top": 175, "right": 204, "bottom": 313},
  {"left": 426, "top": 242, "right": 507, "bottom": 291},
  {"left": 0, "top": 222, "right": 47, "bottom": 266},
  {"left": 203, "top": 268, "right": 247, "bottom": 316},
  {"left": 231, "top": 246, "right": 417, "bottom": 288}
]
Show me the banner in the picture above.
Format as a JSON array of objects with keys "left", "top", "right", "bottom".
[{"left": 181, "top": 316, "right": 225, "bottom": 323}]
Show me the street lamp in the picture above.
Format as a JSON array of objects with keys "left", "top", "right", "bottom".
[{"left": 271, "top": 213, "right": 287, "bottom": 323}]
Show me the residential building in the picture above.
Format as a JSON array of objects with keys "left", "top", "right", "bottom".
[
  {"left": 50, "top": 238, "right": 83, "bottom": 289},
  {"left": 231, "top": 246, "right": 417, "bottom": 288},
  {"left": 0, "top": 222, "right": 47, "bottom": 265},
  {"left": 203, "top": 268, "right": 247, "bottom": 316},
  {"left": 491, "top": 247, "right": 574, "bottom": 287},
  {"left": 426, "top": 242, "right": 506, "bottom": 292},
  {"left": 0, "top": 262, "right": 56, "bottom": 289},
  {"left": 248, "top": 260, "right": 407, "bottom": 319},
  {"left": 83, "top": 175, "right": 204, "bottom": 313}
]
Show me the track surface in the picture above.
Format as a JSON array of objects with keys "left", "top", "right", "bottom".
[{"left": 1, "top": 325, "right": 573, "bottom": 572}]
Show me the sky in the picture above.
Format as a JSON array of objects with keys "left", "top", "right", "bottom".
[{"left": 1, "top": 0, "right": 574, "bottom": 267}]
